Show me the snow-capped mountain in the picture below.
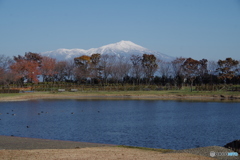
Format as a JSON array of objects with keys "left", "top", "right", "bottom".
[{"left": 41, "top": 40, "right": 174, "bottom": 61}]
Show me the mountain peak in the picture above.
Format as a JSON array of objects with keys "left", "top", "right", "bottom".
[
  {"left": 41, "top": 41, "right": 174, "bottom": 61},
  {"left": 99, "top": 40, "right": 146, "bottom": 52},
  {"left": 116, "top": 40, "right": 138, "bottom": 46}
]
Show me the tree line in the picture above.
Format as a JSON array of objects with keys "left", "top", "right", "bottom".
[{"left": 0, "top": 52, "right": 240, "bottom": 90}]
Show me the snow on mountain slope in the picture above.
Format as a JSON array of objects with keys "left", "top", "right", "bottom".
[{"left": 41, "top": 40, "right": 174, "bottom": 61}]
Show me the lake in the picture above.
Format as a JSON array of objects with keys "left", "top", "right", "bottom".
[{"left": 0, "top": 99, "right": 239, "bottom": 150}]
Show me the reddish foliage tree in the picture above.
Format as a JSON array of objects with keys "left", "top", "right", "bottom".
[
  {"left": 182, "top": 58, "right": 201, "bottom": 91},
  {"left": 40, "top": 56, "right": 57, "bottom": 82},
  {"left": 14, "top": 52, "right": 42, "bottom": 66},
  {"left": 10, "top": 59, "right": 40, "bottom": 83},
  {"left": 11, "top": 52, "right": 43, "bottom": 84}
]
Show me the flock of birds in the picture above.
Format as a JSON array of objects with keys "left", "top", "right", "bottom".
[
  {"left": 0, "top": 108, "right": 101, "bottom": 137},
  {"left": 0, "top": 109, "right": 101, "bottom": 129}
]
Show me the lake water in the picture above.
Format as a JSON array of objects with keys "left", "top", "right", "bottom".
[{"left": 0, "top": 100, "right": 239, "bottom": 150}]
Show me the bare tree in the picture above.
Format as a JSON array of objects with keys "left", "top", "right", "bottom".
[
  {"left": 54, "top": 61, "right": 68, "bottom": 82},
  {"left": 171, "top": 57, "right": 186, "bottom": 89},
  {"left": 158, "top": 60, "right": 171, "bottom": 78},
  {"left": 198, "top": 58, "right": 208, "bottom": 84},
  {"left": 130, "top": 55, "right": 144, "bottom": 85},
  {"left": 99, "top": 54, "right": 115, "bottom": 83},
  {"left": 208, "top": 60, "right": 218, "bottom": 74},
  {"left": 0, "top": 55, "right": 14, "bottom": 87},
  {"left": 171, "top": 57, "right": 185, "bottom": 77},
  {"left": 65, "top": 59, "right": 75, "bottom": 81},
  {"left": 110, "top": 56, "right": 131, "bottom": 84},
  {"left": 236, "top": 60, "right": 240, "bottom": 76}
]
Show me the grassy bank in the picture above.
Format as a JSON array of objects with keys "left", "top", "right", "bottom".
[
  {"left": 117, "top": 145, "right": 173, "bottom": 153},
  {"left": 0, "top": 89, "right": 240, "bottom": 97},
  {"left": 0, "top": 88, "right": 240, "bottom": 102}
]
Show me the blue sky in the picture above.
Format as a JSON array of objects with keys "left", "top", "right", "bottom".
[{"left": 0, "top": 0, "right": 240, "bottom": 60}]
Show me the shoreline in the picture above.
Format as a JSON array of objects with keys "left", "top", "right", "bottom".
[
  {"left": 0, "top": 91, "right": 240, "bottom": 102},
  {"left": 0, "top": 136, "right": 238, "bottom": 160},
  {"left": 0, "top": 135, "right": 113, "bottom": 150}
]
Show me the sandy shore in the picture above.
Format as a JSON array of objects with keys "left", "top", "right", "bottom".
[
  {"left": 0, "top": 136, "right": 219, "bottom": 160},
  {"left": 0, "top": 148, "right": 217, "bottom": 160},
  {"left": 1, "top": 136, "right": 239, "bottom": 160}
]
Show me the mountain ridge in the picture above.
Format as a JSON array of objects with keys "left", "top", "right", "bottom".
[{"left": 40, "top": 40, "right": 174, "bottom": 61}]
